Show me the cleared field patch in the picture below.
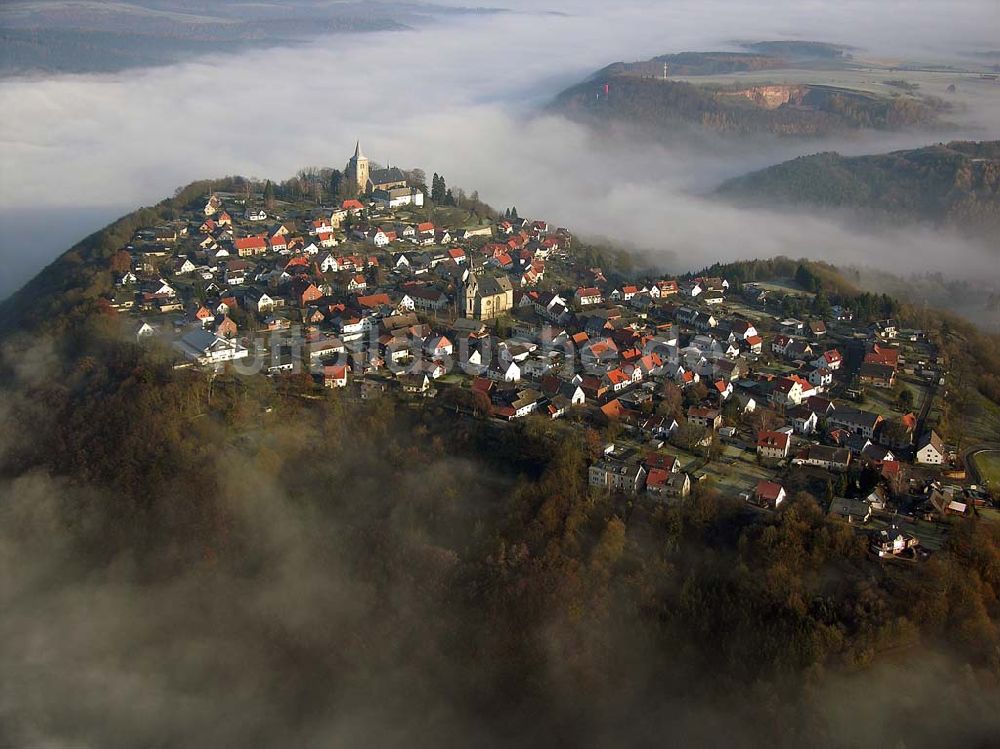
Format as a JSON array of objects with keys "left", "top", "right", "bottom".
[
  {"left": 752, "top": 279, "right": 815, "bottom": 298},
  {"left": 972, "top": 450, "right": 1000, "bottom": 489}
]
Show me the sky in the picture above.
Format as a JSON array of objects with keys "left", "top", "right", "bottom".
[{"left": 0, "top": 0, "right": 998, "bottom": 298}]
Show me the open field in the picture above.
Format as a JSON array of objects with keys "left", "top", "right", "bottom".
[
  {"left": 665, "top": 63, "right": 1000, "bottom": 136},
  {"left": 669, "top": 64, "right": 999, "bottom": 101},
  {"left": 704, "top": 448, "right": 772, "bottom": 497},
  {"left": 862, "top": 376, "right": 928, "bottom": 418},
  {"left": 972, "top": 450, "right": 1000, "bottom": 488},
  {"left": 752, "top": 279, "right": 814, "bottom": 298}
]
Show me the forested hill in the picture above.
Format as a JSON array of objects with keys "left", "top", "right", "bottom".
[
  {"left": 716, "top": 141, "right": 1000, "bottom": 235},
  {"left": 2, "top": 177, "right": 1000, "bottom": 746},
  {"left": 549, "top": 64, "right": 947, "bottom": 138}
]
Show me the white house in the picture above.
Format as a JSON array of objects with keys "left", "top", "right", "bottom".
[
  {"left": 770, "top": 377, "right": 804, "bottom": 407},
  {"left": 589, "top": 459, "right": 647, "bottom": 495},
  {"left": 319, "top": 253, "right": 340, "bottom": 273},
  {"left": 425, "top": 335, "right": 454, "bottom": 358},
  {"left": 808, "top": 367, "right": 833, "bottom": 390},
  {"left": 489, "top": 359, "right": 521, "bottom": 383},
  {"left": 757, "top": 431, "right": 790, "bottom": 460},
  {"left": 133, "top": 321, "right": 156, "bottom": 341},
  {"left": 174, "top": 329, "right": 248, "bottom": 366},
  {"left": 916, "top": 431, "right": 945, "bottom": 465},
  {"left": 812, "top": 349, "right": 843, "bottom": 371},
  {"left": 575, "top": 287, "right": 603, "bottom": 306}
]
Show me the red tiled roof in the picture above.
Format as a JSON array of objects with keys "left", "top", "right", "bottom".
[
  {"left": 756, "top": 480, "right": 784, "bottom": 501},
  {"left": 757, "top": 431, "right": 789, "bottom": 449},
  {"left": 646, "top": 468, "right": 670, "bottom": 488},
  {"left": 233, "top": 236, "right": 267, "bottom": 250},
  {"left": 356, "top": 293, "right": 391, "bottom": 308},
  {"left": 601, "top": 399, "right": 625, "bottom": 418}
]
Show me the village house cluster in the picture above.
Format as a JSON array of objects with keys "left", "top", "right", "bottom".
[{"left": 111, "top": 143, "right": 985, "bottom": 563}]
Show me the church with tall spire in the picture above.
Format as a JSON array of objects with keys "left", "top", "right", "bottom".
[
  {"left": 346, "top": 140, "right": 409, "bottom": 195},
  {"left": 346, "top": 140, "right": 369, "bottom": 195}
]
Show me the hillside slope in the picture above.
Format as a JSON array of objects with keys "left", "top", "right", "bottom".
[
  {"left": 716, "top": 141, "right": 1000, "bottom": 235},
  {"left": 550, "top": 43, "right": 951, "bottom": 139},
  {"left": 551, "top": 75, "right": 947, "bottom": 137}
]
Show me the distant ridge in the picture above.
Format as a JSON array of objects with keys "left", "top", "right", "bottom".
[
  {"left": 716, "top": 140, "right": 1000, "bottom": 239},
  {"left": 550, "top": 49, "right": 948, "bottom": 138}
]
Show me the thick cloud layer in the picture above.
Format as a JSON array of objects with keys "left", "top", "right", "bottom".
[{"left": 1, "top": 0, "right": 999, "bottom": 298}]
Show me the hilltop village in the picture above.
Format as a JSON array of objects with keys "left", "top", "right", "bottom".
[{"left": 109, "top": 144, "right": 992, "bottom": 563}]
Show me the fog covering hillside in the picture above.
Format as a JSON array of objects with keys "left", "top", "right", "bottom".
[
  {"left": 716, "top": 141, "right": 1000, "bottom": 238},
  {"left": 1, "top": 188, "right": 1000, "bottom": 747}
]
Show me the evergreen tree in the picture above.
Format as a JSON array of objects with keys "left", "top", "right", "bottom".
[
  {"left": 328, "top": 169, "right": 343, "bottom": 198},
  {"left": 263, "top": 180, "right": 275, "bottom": 210},
  {"left": 431, "top": 173, "right": 447, "bottom": 204},
  {"left": 812, "top": 291, "right": 831, "bottom": 318}
]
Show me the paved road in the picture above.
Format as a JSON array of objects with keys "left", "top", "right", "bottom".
[{"left": 914, "top": 377, "right": 938, "bottom": 441}]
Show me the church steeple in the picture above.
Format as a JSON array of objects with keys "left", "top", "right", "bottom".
[
  {"left": 347, "top": 139, "right": 369, "bottom": 194},
  {"left": 464, "top": 271, "right": 479, "bottom": 318}
]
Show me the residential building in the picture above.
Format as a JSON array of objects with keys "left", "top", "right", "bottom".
[
  {"left": 915, "top": 431, "right": 945, "bottom": 465},
  {"left": 757, "top": 431, "right": 791, "bottom": 460},
  {"left": 589, "top": 459, "right": 647, "bottom": 495},
  {"left": 752, "top": 480, "right": 786, "bottom": 509}
]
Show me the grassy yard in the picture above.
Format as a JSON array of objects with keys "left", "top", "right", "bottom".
[
  {"left": 862, "top": 377, "right": 927, "bottom": 418},
  {"left": 972, "top": 450, "right": 1000, "bottom": 489},
  {"left": 618, "top": 433, "right": 700, "bottom": 471},
  {"left": 704, "top": 448, "right": 773, "bottom": 497}
]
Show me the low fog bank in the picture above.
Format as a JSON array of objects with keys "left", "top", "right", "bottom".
[
  {"left": 1, "top": 426, "right": 998, "bottom": 747},
  {"left": 2, "top": 0, "right": 1000, "bottom": 301}
]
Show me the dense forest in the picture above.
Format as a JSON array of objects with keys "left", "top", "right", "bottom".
[
  {"left": 2, "top": 318, "right": 999, "bottom": 747},
  {"left": 716, "top": 141, "right": 1000, "bottom": 235},
  {"left": 550, "top": 74, "right": 946, "bottom": 138},
  {"left": 2, "top": 188, "right": 999, "bottom": 746}
]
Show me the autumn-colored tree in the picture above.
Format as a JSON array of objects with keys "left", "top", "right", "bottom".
[
  {"left": 109, "top": 250, "right": 132, "bottom": 273},
  {"left": 659, "top": 381, "right": 684, "bottom": 419}
]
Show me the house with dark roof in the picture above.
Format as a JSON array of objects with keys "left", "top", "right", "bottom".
[
  {"left": 828, "top": 409, "right": 882, "bottom": 440},
  {"left": 828, "top": 497, "right": 871, "bottom": 524},
  {"left": 792, "top": 444, "right": 851, "bottom": 472},
  {"left": 859, "top": 362, "right": 896, "bottom": 388},
  {"left": 915, "top": 430, "right": 945, "bottom": 465}
]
